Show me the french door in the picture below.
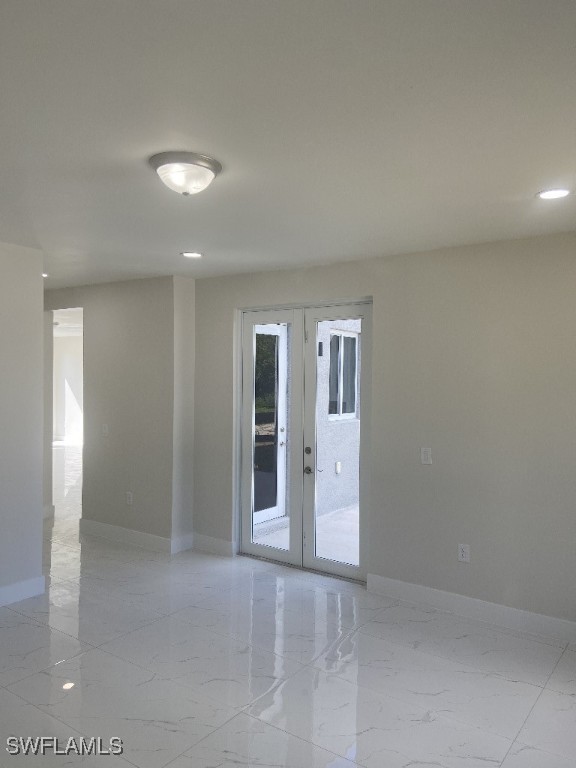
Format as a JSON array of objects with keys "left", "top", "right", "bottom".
[{"left": 240, "top": 303, "right": 371, "bottom": 580}]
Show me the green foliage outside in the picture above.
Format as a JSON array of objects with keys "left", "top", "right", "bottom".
[{"left": 255, "top": 334, "right": 277, "bottom": 412}]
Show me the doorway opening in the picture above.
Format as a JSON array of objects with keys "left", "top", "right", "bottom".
[
  {"left": 240, "top": 302, "right": 371, "bottom": 580},
  {"left": 52, "top": 308, "right": 84, "bottom": 531}
]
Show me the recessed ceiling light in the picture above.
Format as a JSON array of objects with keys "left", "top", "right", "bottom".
[
  {"left": 149, "top": 152, "right": 222, "bottom": 196},
  {"left": 62, "top": 682, "right": 75, "bottom": 690},
  {"left": 537, "top": 188, "right": 570, "bottom": 200},
  {"left": 42, "top": 273, "right": 49, "bottom": 278},
  {"left": 181, "top": 252, "right": 202, "bottom": 259}
]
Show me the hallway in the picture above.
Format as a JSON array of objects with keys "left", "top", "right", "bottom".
[{"left": 52, "top": 443, "right": 82, "bottom": 518}]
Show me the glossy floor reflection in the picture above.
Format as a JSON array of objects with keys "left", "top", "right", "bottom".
[
  {"left": 52, "top": 442, "right": 82, "bottom": 521},
  {"left": 0, "top": 516, "right": 574, "bottom": 766}
]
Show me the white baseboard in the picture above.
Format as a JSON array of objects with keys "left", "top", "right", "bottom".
[
  {"left": 80, "top": 519, "right": 173, "bottom": 553},
  {"left": 368, "top": 574, "right": 576, "bottom": 646},
  {"left": 0, "top": 575, "right": 45, "bottom": 607},
  {"left": 170, "top": 533, "right": 194, "bottom": 554},
  {"left": 81, "top": 520, "right": 232, "bottom": 558},
  {"left": 43, "top": 504, "right": 55, "bottom": 519},
  {"left": 193, "top": 533, "right": 235, "bottom": 557}
]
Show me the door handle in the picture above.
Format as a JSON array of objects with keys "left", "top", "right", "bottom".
[{"left": 304, "top": 466, "right": 313, "bottom": 474}]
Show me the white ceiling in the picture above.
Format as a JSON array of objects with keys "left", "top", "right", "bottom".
[{"left": 1, "top": 0, "right": 574, "bottom": 289}]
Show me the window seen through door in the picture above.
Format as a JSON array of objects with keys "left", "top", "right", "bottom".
[{"left": 328, "top": 332, "right": 358, "bottom": 416}]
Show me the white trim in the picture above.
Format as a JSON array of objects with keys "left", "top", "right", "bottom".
[
  {"left": 368, "top": 574, "right": 576, "bottom": 646},
  {"left": 240, "top": 308, "right": 303, "bottom": 567},
  {"left": 80, "top": 518, "right": 173, "bottom": 553},
  {"left": 193, "top": 533, "right": 236, "bottom": 557},
  {"left": 253, "top": 323, "right": 288, "bottom": 523},
  {"left": 238, "top": 298, "right": 373, "bottom": 313},
  {"left": 238, "top": 302, "right": 372, "bottom": 580},
  {"left": 302, "top": 303, "right": 371, "bottom": 581},
  {"left": 43, "top": 504, "right": 55, "bottom": 519},
  {"left": 0, "top": 576, "right": 45, "bottom": 607},
  {"left": 170, "top": 533, "right": 194, "bottom": 554},
  {"left": 77, "top": 520, "right": 192, "bottom": 555},
  {"left": 232, "top": 309, "right": 243, "bottom": 554}
]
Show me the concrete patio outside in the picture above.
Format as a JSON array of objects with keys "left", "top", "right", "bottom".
[{"left": 253, "top": 504, "right": 359, "bottom": 566}]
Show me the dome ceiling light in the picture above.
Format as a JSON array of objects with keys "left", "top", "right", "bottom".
[
  {"left": 537, "top": 188, "right": 570, "bottom": 200},
  {"left": 148, "top": 151, "right": 222, "bottom": 196}
]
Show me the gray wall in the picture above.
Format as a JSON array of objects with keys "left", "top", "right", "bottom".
[
  {"left": 45, "top": 277, "right": 183, "bottom": 541},
  {"left": 315, "top": 318, "right": 361, "bottom": 516},
  {"left": 194, "top": 231, "right": 576, "bottom": 622},
  {"left": 41, "top": 232, "right": 576, "bottom": 622},
  {"left": 0, "top": 242, "right": 44, "bottom": 600},
  {"left": 172, "top": 277, "right": 196, "bottom": 544}
]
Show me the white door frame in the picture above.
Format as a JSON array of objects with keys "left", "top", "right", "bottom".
[
  {"left": 240, "top": 309, "right": 303, "bottom": 566},
  {"left": 239, "top": 302, "right": 371, "bottom": 579},
  {"left": 252, "top": 323, "right": 288, "bottom": 525},
  {"left": 302, "top": 303, "right": 372, "bottom": 580}
]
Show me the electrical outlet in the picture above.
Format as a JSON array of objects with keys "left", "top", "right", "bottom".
[
  {"left": 458, "top": 544, "right": 470, "bottom": 563},
  {"left": 125, "top": 491, "right": 133, "bottom": 506}
]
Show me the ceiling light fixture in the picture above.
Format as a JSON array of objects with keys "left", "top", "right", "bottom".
[
  {"left": 148, "top": 152, "right": 222, "bottom": 195},
  {"left": 181, "top": 252, "right": 202, "bottom": 259},
  {"left": 537, "top": 188, "right": 570, "bottom": 200},
  {"left": 42, "top": 273, "right": 49, "bottom": 278}
]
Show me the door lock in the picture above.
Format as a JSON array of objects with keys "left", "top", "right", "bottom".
[
  {"left": 304, "top": 466, "right": 313, "bottom": 474},
  {"left": 304, "top": 446, "right": 312, "bottom": 455}
]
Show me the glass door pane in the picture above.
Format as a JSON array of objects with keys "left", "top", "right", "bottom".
[
  {"left": 314, "top": 319, "right": 361, "bottom": 566},
  {"left": 241, "top": 309, "right": 303, "bottom": 567},
  {"left": 302, "top": 303, "right": 371, "bottom": 580},
  {"left": 251, "top": 324, "right": 289, "bottom": 550},
  {"left": 241, "top": 304, "right": 369, "bottom": 578}
]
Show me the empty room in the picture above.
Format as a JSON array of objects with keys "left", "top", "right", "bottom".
[{"left": 0, "top": 2, "right": 575, "bottom": 767}]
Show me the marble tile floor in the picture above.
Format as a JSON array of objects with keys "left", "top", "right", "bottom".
[
  {"left": 0, "top": 517, "right": 574, "bottom": 767},
  {"left": 51, "top": 443, "right": 83, "bottom": 521}
]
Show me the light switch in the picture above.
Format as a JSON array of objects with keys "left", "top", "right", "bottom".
[
  {"left": 420, "top": 447, "right": 432, "bottom": 465},
  {"left": 335, "top": 461, "right": 342, "bottom": 474}
]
